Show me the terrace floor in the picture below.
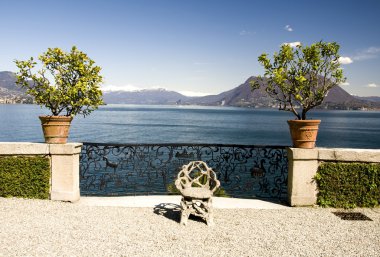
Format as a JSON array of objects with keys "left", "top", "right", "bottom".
[
  {"left": 1, "top": 197, "right": 379, "bottom": 257},
  {"left": 79, "top": 195, "right": 289, "bottom": 209}
]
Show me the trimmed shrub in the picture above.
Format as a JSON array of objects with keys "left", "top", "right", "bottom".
[
  {"left": 0, "top": 156, "right": 50, "bottom": 199},
  {"left": 315, "top": 162, "right": 380, "bottom": 208}
]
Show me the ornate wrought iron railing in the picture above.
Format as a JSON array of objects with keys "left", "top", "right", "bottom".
[{"left": 80, "top": 143, "right": 288, "bottom": 200}]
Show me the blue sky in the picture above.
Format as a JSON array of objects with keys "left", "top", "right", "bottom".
[{"left": 1, "top": 0, "right": 380, "bottom": 96}]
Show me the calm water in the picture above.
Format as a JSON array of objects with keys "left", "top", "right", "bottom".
[{"left": 0, "top": 104, "right": 379, "bottom": 149}]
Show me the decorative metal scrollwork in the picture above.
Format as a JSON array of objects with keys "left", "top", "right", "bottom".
[{"left": 80, "top": 143, "right": 288, "bottom": 200}]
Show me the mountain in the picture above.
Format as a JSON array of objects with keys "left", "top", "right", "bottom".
[
  {"left": 1, "top": 71, "right": 379, "bottom": 109},
  {"left": 0, "top": 71, "right": 192, "bottom": 105},
  {"left": 355, "top": 96, "right": 380, "bottom": 103},
  {"left": 0, "top": 71, "right": 20, "bottom": 90},
  {"left": 322, "top": 85, "right": 376, "bottom": 109},
  {"left": 103, "top": 88, "right": 191, "bottom": 105},
  {"left": 186, "top": 76, "right": 380, "bottom": 110},
  {"left": 0, "top": 71, "right": 32, "bottom": 103},
  {"left": 186, "top": 77, "right": 273, "bottom": 107}
]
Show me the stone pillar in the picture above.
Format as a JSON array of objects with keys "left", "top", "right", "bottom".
[
  {"left": 0, "top": 142, "right": 82, "bottom": 202},
  {"left": 287, "top": 147, "right": 380, "bottom": 207},
  {"left": 49, "top": 143, "right": 82, "bottom": 202},
  {"left": 287, "top": 148, "right": 319, "bottom": 206}
]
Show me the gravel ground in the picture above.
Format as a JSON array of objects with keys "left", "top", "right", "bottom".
[{"left": 0, "top": 197, "right": 379, "bottom": 257}]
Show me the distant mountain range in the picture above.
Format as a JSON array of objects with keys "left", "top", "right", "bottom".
[
  {"left": 356, "top": 96, "right": 380, "bottom": 103},
  {"left": 103, "top": 88, "right": 190, "bottom": 105},
  {"left": 103, "top": 76, "right": 380, "bottom": 110},
  {"left": 1, "top": 71, "right": 380, "bottom": 109}
]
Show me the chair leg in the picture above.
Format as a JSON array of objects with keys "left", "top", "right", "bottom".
[
  {"left": 206, "top": 198, "right": 214, "bottom": 226},
  {"left": 179, "top": 197, "right": 215, "bottom": 226},
  {"left": 180, "top": 197, "right": 190, "bottom": 226}
]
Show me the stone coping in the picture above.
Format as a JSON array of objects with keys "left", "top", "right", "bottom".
[
  {"left": 0, "top": 142, "right": 82, "bottom": 155},
  {"left": 288, "top": 147, "right": 380, "bottom": 163}
]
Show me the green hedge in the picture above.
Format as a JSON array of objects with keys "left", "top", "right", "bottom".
[
  {"left": 315, "top": 162, "right": 380, "bottom": 208},
  {"left": 0, "top": 156, "right": 50, "bottom": 199}
]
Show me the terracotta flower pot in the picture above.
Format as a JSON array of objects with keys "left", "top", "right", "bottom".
[
  {"left": 39, "top": 116, "right": 73, "bottom": 144},
  {"left": 287, "top": 120, "right": 321, "bottom": 149}
]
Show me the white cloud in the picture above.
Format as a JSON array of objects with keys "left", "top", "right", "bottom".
[
  {"left": 193, "top": 61, "right": 209, "bottom": 65},
  {"left": 101, "top": 84, "right": 141, "bottom": 92},
  {"left": 338, "top": 56, "right": 353, "bottom": 65},
  {"left": 179, "top": 91, "right": 210, "bottom": 97},
  {"left": 101, "top": 84, "right": 210, "bottom": 96},
  {"left": 366, "top": 47, "right": 380, "bottom": 54},
  {"left": 367, "top": 83, "right": 378, "bottom": 88},
  {"left": 352, "top": 46, "right": 380, "bottom": 61},
  {"left": 284, "top": 25, "right": 293, "bottom": 32},
  {"left": 282, "top": 42, "right": 301, "bottom": 48},
  {"left": 239, "top": 30, "right": 255, "bottom": 36},
  {"left": 339, "top": 82, "right": 350, "bottom": 86},
  {"left": 101, "top": 84, "right": 170, "bottom": 92}
]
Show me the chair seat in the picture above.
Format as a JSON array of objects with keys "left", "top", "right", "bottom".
[{"left": 182, "top": 187, "right": 213, "bottom": 199}]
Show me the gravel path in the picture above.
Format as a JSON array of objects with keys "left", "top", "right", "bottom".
[{"left": 1, "top": 197, "right": 379, "bottom": 257}]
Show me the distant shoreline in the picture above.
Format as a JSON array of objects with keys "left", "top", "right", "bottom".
[{"left": 1, "top": 102, "right": 380, "bottom": 112}]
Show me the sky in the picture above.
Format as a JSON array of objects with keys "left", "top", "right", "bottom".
[{"left": 1, "top": 0, "right": 380, "bottom": 97}]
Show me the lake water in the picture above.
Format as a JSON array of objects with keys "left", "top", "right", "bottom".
[{"left": 1, "top": 104, "right": 379, "bottom": 149}]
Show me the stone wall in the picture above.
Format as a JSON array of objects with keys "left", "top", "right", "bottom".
[
  {"left": 287, "top": 147, "right": 380, "bottom": 206},
  {"left": 0, "top": 142, "right": 82, "bottom": 202},
  {"left": 2, "top": 142, "right": 379, "bottom": 206}
]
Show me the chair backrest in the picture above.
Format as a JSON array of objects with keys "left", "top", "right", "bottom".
[{"left": 175, "top": 161, "right": 220, "bottom": 193}]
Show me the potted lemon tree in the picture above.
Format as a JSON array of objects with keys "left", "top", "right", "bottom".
[
  {"left": 252, "top": 41, "right": 346, "bottom": 148},
  {"left": 15, "top": 46, "right": 103, "bottom": 143}
]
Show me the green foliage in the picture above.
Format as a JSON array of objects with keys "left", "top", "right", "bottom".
[
  {"left": 167, "top": 183, "right": 229, "bottom": 197},
  {"left": 167, "top": 183, "right": 181, "bottom": 194},
  {"left": 212, "top": 187, "right": 229, "bottom": 197},
  {"left": 15, "top": 46, "right": 104, "bottom": 117},
  {"left": 252, "top": 41, "right": 346, "bottom": 120},
  {"left": 0, "top": 156, "right": 50, "bottom": 199},
  {"left": 315, "top": 162, "right": 380, "bottom": 208}
]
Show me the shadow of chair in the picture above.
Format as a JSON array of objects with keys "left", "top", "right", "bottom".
[{"left": 153, "top": 203, "right": 181, "bottom": 223}]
